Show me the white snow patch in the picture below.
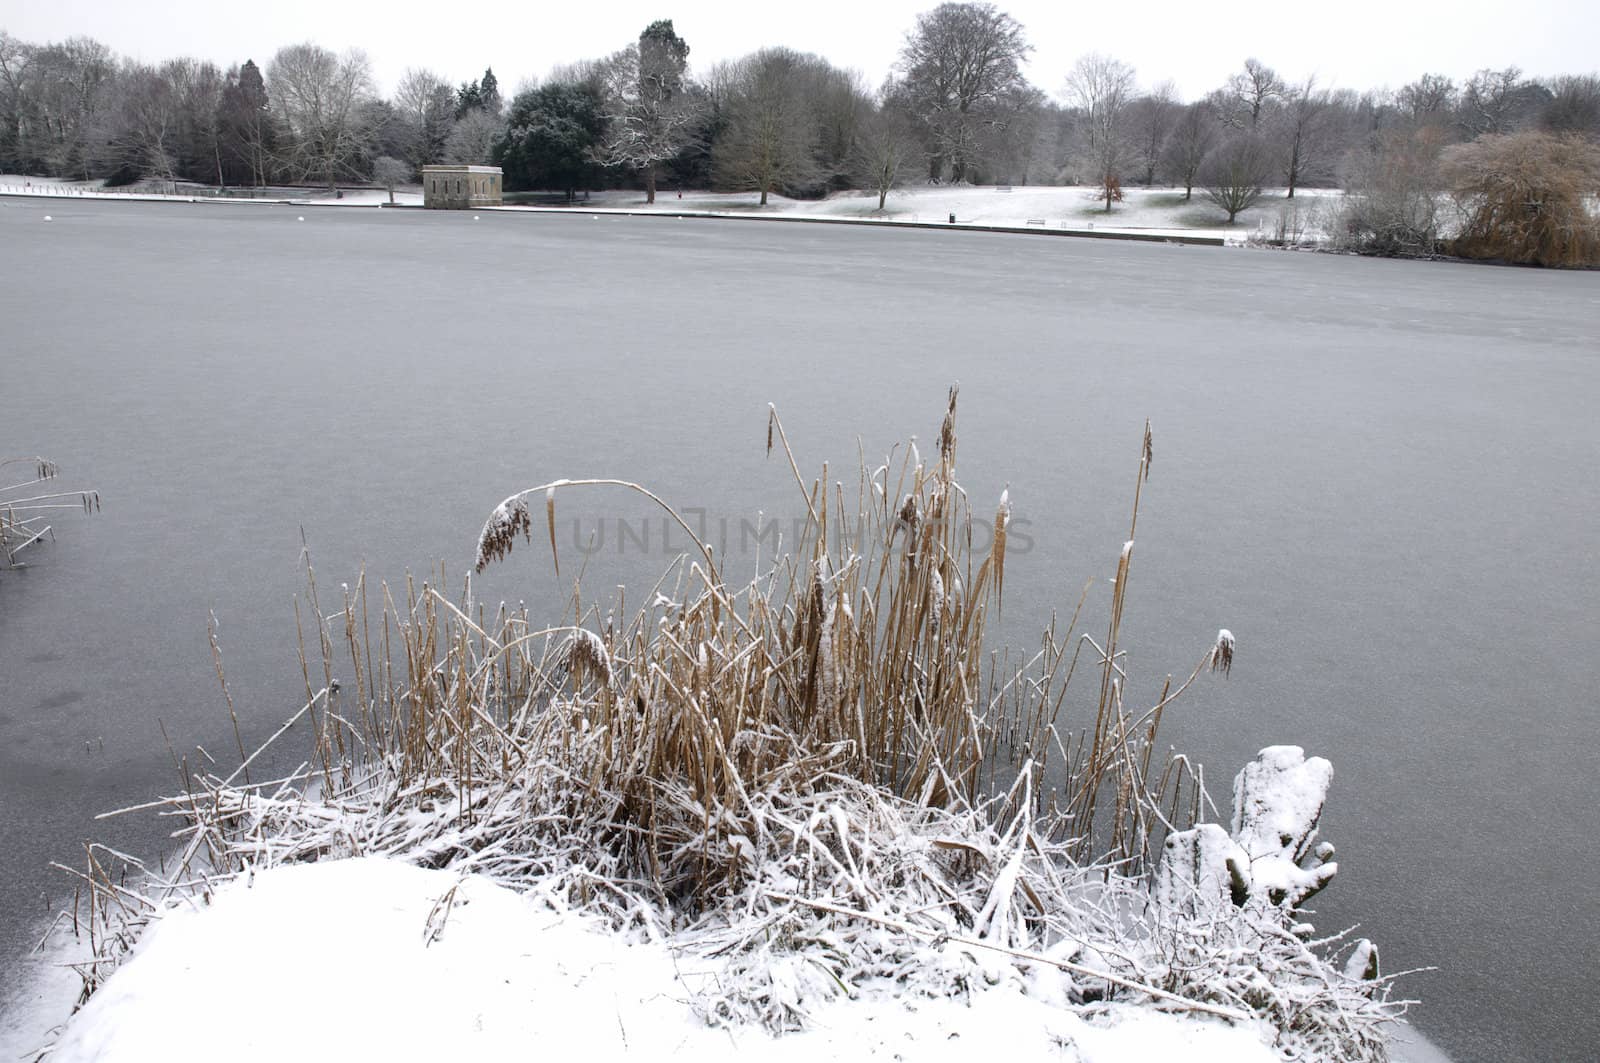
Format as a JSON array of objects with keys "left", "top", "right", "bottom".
[
  {"left": 45, "top": 857, "right": 1282, "bottom": 1063},
  {"left": 1229, "top": 745, "right": 1337, "bottom": 905}
]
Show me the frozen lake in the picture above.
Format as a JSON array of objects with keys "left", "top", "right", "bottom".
[{"left": 2, "top": 197, "right": 1596, "bottom": 1060}]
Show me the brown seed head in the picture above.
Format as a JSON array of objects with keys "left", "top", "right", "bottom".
[
  {"left": 938, "top": 385, "right": 959, "bottom": 460},
  {"left": 564, "top": 627, "right": 614, "bottom": 689},
  {"left": 475, "top": 498, "right": 532, "bottom": 573}
]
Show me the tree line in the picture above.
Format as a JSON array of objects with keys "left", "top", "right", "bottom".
[{"left": 3, "top": 6, "right": 1598, "bottom": 232}]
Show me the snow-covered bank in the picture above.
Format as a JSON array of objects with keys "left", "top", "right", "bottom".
[
  {"left": 0, "top": 175, "right": 421, "bottom": 208},
  {"left": 21, "top": 853, "right": 1450, "bottom": 1063},
  {"left": 25, "top": 743, "right": 1415, "bottom": 1062},
  {"left": 45, "top": 858, "right": 1280, "bottom": 1063},
  {"left": 1, "top": 175, "right": 1333, "bottom": 242},
  {"left": 561, "top": 185, "right": 1342, "bottom": 244}
]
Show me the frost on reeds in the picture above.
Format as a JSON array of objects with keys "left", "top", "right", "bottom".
[
  {"left": 61, "top": 394, "right": 1409, "bottom": 1060},
  {"left": 0, "top": 456, "right": 98, "bottom": 568}
]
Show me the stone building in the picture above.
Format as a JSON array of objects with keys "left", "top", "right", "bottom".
[{"left": 422, "top": 165, "right": 502, "bottom": 209}]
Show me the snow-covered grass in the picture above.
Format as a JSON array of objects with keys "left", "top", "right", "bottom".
[
  {"left": 571, "top": 184, "right": 1345, "bottom": 243},
  {"left": 0, "top": 174, "right": 423, "bottom": 207},
  {"left": 35, "top": 396, "right": 1411, "bottom": 1060},
  {"left": 3, "top": 173, "right": 1337, "bottom": 241}
]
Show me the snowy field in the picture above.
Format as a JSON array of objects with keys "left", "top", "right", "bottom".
[{"left": 570, "top": 184, "right": 1342, "bottom": 243}]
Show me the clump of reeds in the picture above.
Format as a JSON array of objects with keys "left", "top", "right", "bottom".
[
  {"left": 1, "top": 456, "right": 99, "bottom": 568},
  {"left": 56, "top": 395, "right": 1407, "bottom": 1060}
]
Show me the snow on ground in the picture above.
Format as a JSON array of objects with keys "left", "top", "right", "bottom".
[
  {"left": 2, "top": 174, "right": 1336, "bottom": 240},
  {"left": 0, "top": 915, "right": 85, "bottom": 1056},
  {"left": 569, "top": 184, "right": 1345, "bottom": 243},
  {"left": 0, "top": 176, "right": 422, "bottom": 208},
  {"left": 24, "top": 856, "right": 1451, "bottom": 1062},
  {"left": 43, "top": 857, "right": 1279, "bottom": 1063}
]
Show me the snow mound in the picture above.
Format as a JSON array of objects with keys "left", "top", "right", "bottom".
[{"left": 48, "top": 857, "right": 1278, "bottom": 1063}]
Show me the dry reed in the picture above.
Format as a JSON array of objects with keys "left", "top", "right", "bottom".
[
  {"left": 52, "top": 396, "right": 1406, "bottom": 1060},
  {"left": 0, "top": 456, "right": 99, "bottom": 567}
]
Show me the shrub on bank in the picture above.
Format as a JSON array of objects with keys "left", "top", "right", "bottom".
[{"left": 1442, "top": 131, "right": 1600, "bottom": 267}]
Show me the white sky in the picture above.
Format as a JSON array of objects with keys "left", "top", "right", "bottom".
[{"left": 6, "top": 0, "right": 1595, "bottom": 101}]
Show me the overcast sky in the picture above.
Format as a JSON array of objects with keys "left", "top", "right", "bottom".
[{"left": 6, "top": 0, "right": 1595, "bottom": 100}]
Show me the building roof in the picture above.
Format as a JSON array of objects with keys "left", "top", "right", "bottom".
[{"left": 421, "top": 165, "right": 502, "bottom": 174}]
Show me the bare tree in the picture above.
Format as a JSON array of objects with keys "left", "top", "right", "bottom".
[
  {"left": 444, "top": 107, "right": 503, "bottom": 165},
  {"left": 853, "top": 104, "right": 922, "bottom": 209},
  {"left": 1200, "top": 133, "right": 1272, "bottom": 222},
  {"left": 1162, "top": 100, "right": 1216, "bottom": 201},
  {"left": 1396, "top": 74, "right": 1456, "bottom": 126},
  {"left": 1274, "top": 77, "right": 1331, "bottom": 198},
  {"left": 712, "top": 49, "right": 822, "bottom": 205},
  {"left": 29, "top": 37, "right": 116, "bottom": 180},
  {"left": 0, "top": 31, "right": 39, "bottom": 171},
  {"left": 160, "top": 58, "right": 228, "bottom": 186},
  {"left": 897, "top": 2, "right": 1031, "bottom": 182},
  {"left": 543, "top": 58, "right": 611, "bottom": 96},
  {"left": 122, "top": 64, "right": 179, "bottom": 182},
  {"left": 372, "top": 154, "right": 408, "bottom": 203},
  {"left": 803, "top": 63, "right": 872, "bottom": 190},
  {"left": 395, "top": 67, "right": 456, "bottom": 174},
  {"left": 1336, "top": 125, "right": 1447, "bottom": 255},
  {"left": 1458, "top": 67, "right": 1529, "bottom": 137},
  {"left": 1064, "top": 53, "right": 1136, "bottom": 210},
  {"left": 597, "top": 21, "right": 703, "bottom": 203},
  {"left": 1223, "top": 58, "right": 1284, "bottom": 130},
  {"left": 975, "top": 81, "right": 1046, "bottom": 184},
  {"left": 267, "top": 44, "right": 376, "bottom": 190},
  {"left": 1020, "top": 98, "right": 1069, "bottom": 184},
  {"left": 1126, "top": 81, "right": 1179, "bottom": 186},
  {"left": 1540, "top": 74, "right": 1600, "bottom": 136}
]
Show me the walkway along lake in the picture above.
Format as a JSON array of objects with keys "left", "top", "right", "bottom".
[{"left": 2, "top": 198, "right": 1596, "bottom": 1060}]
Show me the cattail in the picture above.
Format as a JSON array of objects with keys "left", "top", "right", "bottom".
[
  {"left": 1142, "top": 421, "right": 1154, "bottom": 481},
  {"left": 474, "top": 498, "right": 532, "bottom": 572},
  {"left": 938, "top": 385, "right": 959, "bottom": 461},
  {"left": 895, "top": 493, "right": 919, "bottom": 544},
  {"left": 993, "top": 489, "right": 1011, "bottom": 608},
  {"left": 564, "top": 627, "right": 614, "bottom": 689},
  {"left": 818, "top": 593, "right": 839, "bottom": 714},
  {"left": 1211, "top": 628, "right": 1235, "bottom": 676},
  {"left": 544, "top": 484, "right": 562, "bottom": 578},
  {"left": 927, "top": 480, "right": 945, "bottom": 524}
]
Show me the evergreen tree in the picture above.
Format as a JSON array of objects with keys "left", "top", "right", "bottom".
[
  {"left": 223, "top": 59, "right": 274, "bottom": 186},
  {"left": 494, "top": 82, "right": 606, "bottom": 200},
  {"left": 480, "top": 67, "right": 501, "bottom": 117},
  {"left": 638, "top": 22, "right": 689, "bottom": 100},
  {"left": 455, "top": 77, "right": 482, "bottom": 119}
]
